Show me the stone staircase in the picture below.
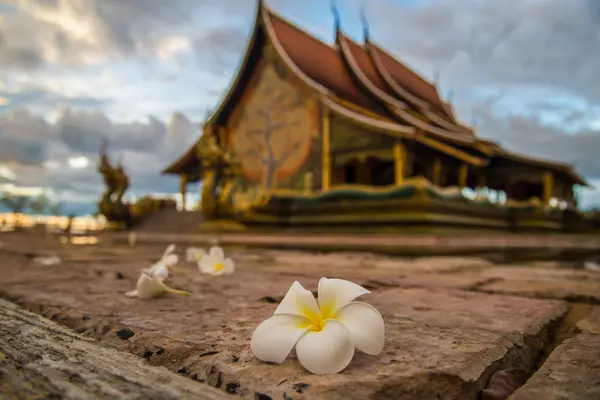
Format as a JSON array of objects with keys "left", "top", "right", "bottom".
[{"left": 133, "top": 209, "right": 204, "bottom": 233}]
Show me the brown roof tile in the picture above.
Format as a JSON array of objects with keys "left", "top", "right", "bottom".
[
  {"left": 268, "top": 13, "right": 385, "bottom": 114},
  {"left": 371, "top": 44, "right": 448, "bottom": 115}
]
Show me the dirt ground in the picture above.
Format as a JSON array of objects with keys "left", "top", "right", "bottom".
[{"left": 0, "top": 231, "right": 599, "bottom": 399}]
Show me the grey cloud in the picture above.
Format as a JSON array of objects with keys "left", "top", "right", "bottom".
[
  {"left": 0, "top": 107, "right": 199, "bottom": 200},
  {"left": 0, "top": 134, "right": 46, "bottom": 165},
  {"left": 368, "top": 0, "right": 600, "bottom": 105},
  {"left": 473, "top": 97, "right": 600, "bottom": 179},
  {"left": 1, "top": 0, "right": 252, "bottom": 69}
]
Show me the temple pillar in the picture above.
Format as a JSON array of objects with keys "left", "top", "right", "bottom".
[
  {"left": 393, "top": 140, "right": 406, "bottom": 185},
  {"left": 322, "top": 107, "right": 331, "bottom": 191},
  {"left": 432, "top": 157, "right": 441, "bottom": 186},
  {"left": 543, "top": 171, "right": 554, "bottom": 205},
  {"left": 179, "top": 174, "right": 188, "bottom": 210},
  {"left": 458, "top": 163, "right": 468, "bottom": 187}
]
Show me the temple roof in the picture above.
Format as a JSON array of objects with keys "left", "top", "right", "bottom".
[{"left": 163, "top": 0, "right": 587, "bottom": 186}]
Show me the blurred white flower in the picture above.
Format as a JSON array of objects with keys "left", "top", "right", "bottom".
[
  {"left": 33, "top": 256, "right": 61, "bottom": 266},
  {"left": 186, "top": 246, "right": 206, "bottom": 263},
  {"left": 251, "top": 277, "right": 385, "bottom": 374},
  {"left": 144, "top": 244, "right": 178, "bottom": 275},
  {"left": 126, "top": 244, "right": 189, "bottom": 299},
  {"left": 128, "top": 232, "right": 137, "bottom": 247},
  {"left": 199, "top": 246, "right": 234, "bottom": 276}
]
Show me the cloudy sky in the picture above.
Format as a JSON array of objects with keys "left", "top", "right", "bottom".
[{"left": 1, "top": 0, "right": 599, "bottom": 213}]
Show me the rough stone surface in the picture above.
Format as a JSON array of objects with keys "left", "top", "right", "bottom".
[
  {"left": 509, "top": 333, "right": 600, "bottom": 400},
  {"left": 476, "top": 266, "right": 600, "bottom": 303},
  {"left": 0, "top": 298, "right": 228, "bottom": 400},
  {"left": 0, "top": 233, "right": 599, "bottom": 399},
  {"left": 576, "top": 307, "right": 600, "bottom": 333}
]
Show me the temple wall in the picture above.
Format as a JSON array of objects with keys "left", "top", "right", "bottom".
[
  {"left": 329, "top": 115, "right": 392, "bottom": 155},
  {"left": 226, "top": 44, "right": 320, "bottom": 191}
]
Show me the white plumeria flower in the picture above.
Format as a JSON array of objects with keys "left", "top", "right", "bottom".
[
  {"left": 199, "top": 246, "right": 234, "bottom": 276},
  {"left": 185, "top": 246, "right": 206, "bottom": 263},
  {"left": 251, "top": 277, "right": 385, "bottom": 375},
  {"left": 126, "top": 244, "right": 189, "bottom": 299},
  {"left": 143, "top": 244, "right": 178, "bottom": 275},
  {"left": 128, "top": 232, "right": 137, "bottom": 247},
  {"left": 33, "top": 256, "right": 61, "bottom": 266}
]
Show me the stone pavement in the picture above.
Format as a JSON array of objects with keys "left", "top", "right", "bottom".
[
  {"left": 0, "top": 232, "right": 599, "bottom": 399},
  {"left": 114, "top": 230, "right": 600, "bottom": 254}
]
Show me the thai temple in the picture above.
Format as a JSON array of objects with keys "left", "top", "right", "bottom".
[{"left": 161, "top": 0, "right": 589, "bottom": 233}]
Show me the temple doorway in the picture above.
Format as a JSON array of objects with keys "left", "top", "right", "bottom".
[{"left": 370, "top": 159, "right": 395, "bottom": 186}]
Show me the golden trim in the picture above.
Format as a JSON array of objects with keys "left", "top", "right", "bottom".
[
  {"left": 259, "top": 176, "right": 431, "bottom": 198},
  {"left": 322, "top": 96, "right": 415, "bottom": 136},
  {"left": 459, "top": 164, "right": 468, "bottom": 187},
  {"left": 416, "top": 135, "right": 487, "bottom": 167},
  {"left": 179, "top": 174, "right": 188, "bottom": 210},
  {"left": 543, "top": 171, "right": 554, "bottom": 205},
  {"left": 393, "top": 140, "right": 405, "bottom": 185},
  {"left": 433, "top": 157, "right": 441, "bottom": 185},
  {"left": 322, "top": 106, "right": 331, "bottom": 191}
]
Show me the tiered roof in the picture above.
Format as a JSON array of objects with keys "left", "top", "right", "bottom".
[{"left": 163, "top": 0, "right": 587, "bottom": 186}]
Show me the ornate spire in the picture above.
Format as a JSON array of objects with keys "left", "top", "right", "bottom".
[
  {"left": 433, "top": 66, "right": 440, "bottom": 87},
  {"left": 359, "top": 3, "right": 369, "bottom": 42},
  {"left": 330, "top": 0, "right": 341, "bottom": 35},
  {"left": 446, "top": 85, "right": 454, "bottom": 103}
]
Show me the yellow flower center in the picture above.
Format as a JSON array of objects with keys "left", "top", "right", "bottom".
[
  {"left": 215, "top": 262, "right": 224, "bottom": 271},
  {"left": 298, "top": 305, "right": 335, "bottom": 333}
]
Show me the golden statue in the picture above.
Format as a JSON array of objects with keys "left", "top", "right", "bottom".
[
  {"left": 113, "top": 158, "right": 130, "bottom": 204},
  {"left": 196, "top": 128, "right": 270, "bottom": 219}
]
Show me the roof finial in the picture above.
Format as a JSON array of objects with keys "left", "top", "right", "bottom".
[
  {"left": 330, "top": 0, "right": 341, "bottom": 33},
  {"left": 360, "top": 3, "right": 369, "bottom": 41},
  {"left": 433, "top": 66, "right": 441, "bottom": 87},
  {"left": 446, "top": 85, "right": 454, "bottom": 103}
]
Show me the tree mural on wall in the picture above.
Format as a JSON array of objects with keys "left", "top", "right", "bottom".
[{"left": 230, "top": 62, "right": 316, "bottom": 189}]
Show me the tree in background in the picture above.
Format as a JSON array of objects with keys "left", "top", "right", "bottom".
[
  {"left": 0, "top": 193, "right": 30, "bottom": 227},
  {"left": 30, "top": 193, "right": 51, "bottom": 215},
  {"left": 48, "top": 201, "right": 63, "bottom": 216}
]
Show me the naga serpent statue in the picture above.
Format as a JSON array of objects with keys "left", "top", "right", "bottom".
[
  {"left": 97, "top": 141, "right": 134, "bottom": 223},
  {"left": 197, "top": 131, "right": 269, "bottom": 220}
]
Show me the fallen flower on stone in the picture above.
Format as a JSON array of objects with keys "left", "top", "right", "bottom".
[
  {"left": 33, "top": 256, "right": 61, "bottom": 266},
  {"left": 143, "top": 244, "right": 178, "bottom": 275},
  {"left": 126, "top": 244, "right": 189, "bottom": 299},
  {"left": 186, "top": 246, "right": 206, "bottom": 263},
  {"left": 128, "top": 232, "right": 137, "bottom": 247},
  {"left": 251, "top": 277, "right": 385, "bottom": 375},
  {"left": 199, "top": 246, "right": 235, "bottom": 276}
]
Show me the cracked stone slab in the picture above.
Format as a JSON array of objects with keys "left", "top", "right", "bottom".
[
  {"left": 0, "top": 238, "right": 571, "bottom": 399},
  {"left": 475, "top": 266, "right": 600, "bottom": 303},
  {"left": 509, "top": 333, "right": 600, "bottom": 400},
  {"left": 0, "top": 298, "right": 228, "bottom": 400}
]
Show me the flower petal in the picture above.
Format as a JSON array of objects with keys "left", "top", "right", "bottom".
[
  {"left": 164, "top": 244, "right": 176, "bottom": 256},
  {"left": 162, "top": 253, "right": 178, "bottom": 266},
  {"left": 223, "top": 258, "right": 235, "bottom": 274},
  {"left": 274, "top": 281, "right": 320, "bottom": 322},
  {"left": 135, "top": 274, "right": 166, "bottom": 299},
  {"left": 185, "top": 247, "right": 195, "bottom": 262},
  {"left": 125, "top": 290, "right": 138, "bottom": 298},
  {"left": 199, "top": 255, "right": 217, "bottom": 273},
  {"left": 317, "top": 277, "right": 370, "bottom": 318},
  {"left": 152, "top": 265, "right": 169, "bottom": 281},
  {"left": 295, "top": 320, "right": 355, "bottom": 374},
  {"left": 209, "top": 246, "right": 225, "bottom": 261},
  {"left": 336, "top": 302, "right": 385, "bottom": 355},
  {"left": 251, "top": 314, "right": 310, "bottom": 363}
]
